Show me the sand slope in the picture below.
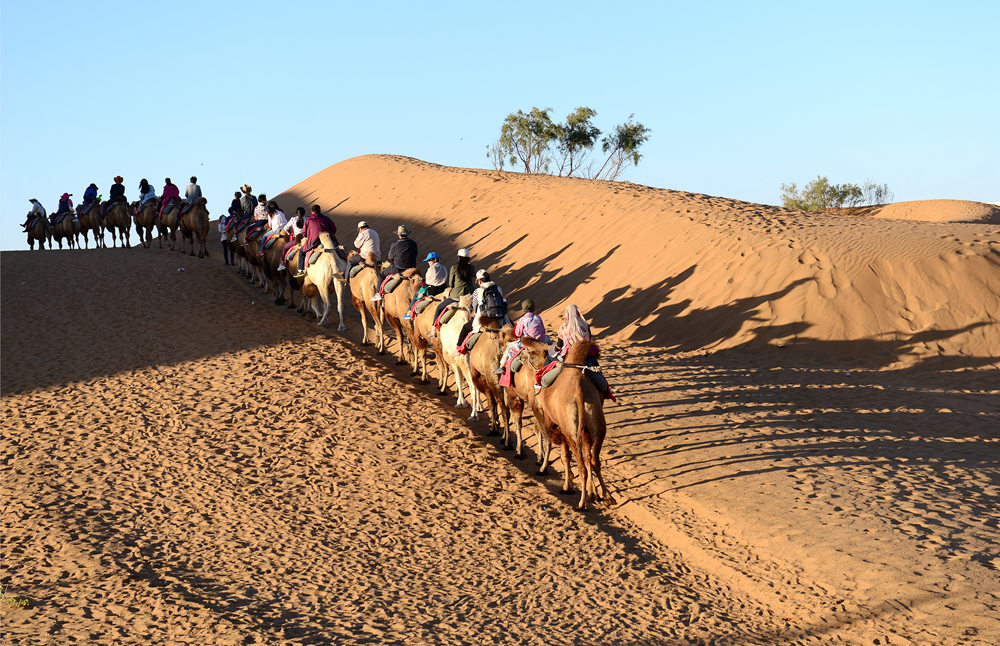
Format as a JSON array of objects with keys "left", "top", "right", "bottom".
[{"left": 277, "top": 155, "right": 1000, "bottom": 366}]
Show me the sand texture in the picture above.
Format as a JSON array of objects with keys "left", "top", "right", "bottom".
[{"left": 3, "top": 155, "right": 999, "bottom": 645}]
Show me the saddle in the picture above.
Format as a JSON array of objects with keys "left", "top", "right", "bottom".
[
  {"left": 244, "top": 220, "right": 266, "bottom": 242},
  {"left": 379, "top": 274, "right": 403, "bottom": 297},
  {"left": 179, "top": 202, "right": 195, "bottom": 218},
  {"left": 413, "top": 297, "right": 434, "bottom": 315},
  {"left": 349, "top": 263, "right": 366, "bottom": 279},
  {"left": 261, "top": 231, "right": 284, "bottom": 250},
  {"left": 536, "top": 358, "right": 615, "bottom": 400},
  {"left": 78, "top": 203, "right": 95, "bottom": 217},
  {"left": 52, "top": 212, "right": 73, "bottom": 227},
  {"left": 308, "top": 249, "right": 323, "bottom": 266},
  {"left": 433, "top": 299, "right": 459, "bottom": 328}
]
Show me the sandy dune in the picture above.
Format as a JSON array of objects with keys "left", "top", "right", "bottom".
[{"left": 3, "top": 155, "right": 998, "bottom": 645}]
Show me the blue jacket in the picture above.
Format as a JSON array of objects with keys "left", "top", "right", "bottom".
[{"left": 83, "top": 185, "right": 98, "bottom": 204}]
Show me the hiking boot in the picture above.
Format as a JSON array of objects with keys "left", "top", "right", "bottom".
[
  {"left": 293, "top": 271, "right": 306, "bottom": 278},
  {"left": 402, "top": 313, "right": 411, "bottom": 320},
  {"left": 277, "top": 263, "right": 286, "bottom": 271},
  {"left": 493, "top": 366, "right": 504, "bottom": 376}
]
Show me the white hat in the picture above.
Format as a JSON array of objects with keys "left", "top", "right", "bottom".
[
  {"left": 475, "top": 269, "right": 487, "bottom": 280},
  {"left": 358, "top": 220, "right": 368, "bottom": 228},
  {"left": 457, "top": 248, "right": 470, "bottom": 258}
]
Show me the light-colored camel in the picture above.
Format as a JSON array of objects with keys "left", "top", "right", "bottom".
[
  {"left": 103, "top": 202, "right": 132, "bottom": 248},
  {"left": 133, "top": 201, "right": 157, "bottom": 248},
  {"left": 438, "top": 299, "right": 480, "bottom": 414},
  {"left": 502, "top": 335, "right": 554, "bottom": 473},
  {"left": 301, "top": 234, "right": 350, "bottom": 329},
  {"left": 347, "top": 251, "right": 385, "bottom": 352},
  {"left": 50, "top": 214, "right": 78, "bottom": 250},
  {"left": 157, "top": 198, "right": 182, "bottom": 251},
  {"left": 469, "top": 316, "right": 512, "bottom": 445},
  {"left": 379, "top": 270, "right": 423, "bottom": 366},
  {"left": 537, "top": 340, "right": 615, "bottom": 511},
  {"left": 179, "top": 197, "right": 210, "bottom": 257},
  {"left": 25, "top": 214, "right": 50, "bottom": 250},
  {"left": 76, "top": 204, "right": 102, "bottom": 249}
]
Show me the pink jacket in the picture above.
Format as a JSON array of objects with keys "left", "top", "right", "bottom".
[{"left": 161, "top": 183, "right": 180, "bottom": 203}]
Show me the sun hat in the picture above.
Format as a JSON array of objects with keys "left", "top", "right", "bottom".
[
  {"left": 475, "top": 269, "right": 487, "bottom": 280},
  {"left": 358, "top": 220, "right": 369, "bottom": 228},
  {"left": 242, "top": 184, "right": 252, "bottom": 193},
  {"left": 61, "top": 192, "right": 71, "bottom": 199},
  {"left": 457, "top": 248, "right": 470, "bottom": 258},
  {"left": 423, "top": 252, "right": 439, "bottom": 262},
  {"left": 520, "top": 299, "right": 534, "bottom": 311},
  {"left": 114, "top": 176, "right": 124, "bottom": 183},
  {"left": 397, "top": 225, "right": 410, "bottom": 236}
]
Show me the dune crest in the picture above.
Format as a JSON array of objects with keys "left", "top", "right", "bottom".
[{"left": 278, "top": 155, "right": 1000, "bottom": 366}]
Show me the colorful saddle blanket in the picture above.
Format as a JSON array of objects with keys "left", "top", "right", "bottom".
[
  {"left": 179, "top": 202, "right": 195, "bottom": 218},
  {"left": 433, "top": 299, "right": 459, "bottom": 328},
  {"left": 77, "top": 203, "right": 96, "bottom": 217},
  {"left": 244, "top": 220, "right": 266, "bottom": 241},
  {"left": 52, "top": 212, "right": 74, "bottom": 227},
  {"left": 537, "top": 360, "right": 615, "bottom": 400},
  {"left": 414, "top": 297, "right": 434, "bottom": 315},
  {"left": 261, "top": 232, "right": 284, "bottom": 250}
]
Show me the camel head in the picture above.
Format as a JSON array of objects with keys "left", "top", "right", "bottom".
[
  {"left": 519, "top": 337, "right": 552, "bottom": 370},
  {"left": 319, "top": 232, "right": 336, "bottom": 249},
  {"left": 194, "top": 197, "right": 208, "bottom": 206}
]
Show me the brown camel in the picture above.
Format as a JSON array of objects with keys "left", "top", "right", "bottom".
[
  {"left": 25, "top": 214, "right": 50, "bottom": 250},
  {"left": 380, "top": 270, "right": 423, "bottom": 366},
  {"left": 50, "top": 214, "right": 78, "bottom": 250},
  {"left": 76, "top": 204, "right": 102, "bottom": 249},
  {"left": 179, "top": 197, "right": 210, "bottom": 257},
  {"left": 103, "top": 202, "right": 132, "bottom": 248},
  {"left": 347, "top": 251, "right": 385, "bottom": 352},
  {"left": 157, "top": 198, "right": 182, "bottom": 251},
  {"left": 260, "top": 231, "right": 291, "bottom": 305},
  {"left": 281, "top": 243, "right": 310, "bottom": 314},
  {"left": 133, "top": 201, "right": 157, "bottom": 248},
  {"left": 503, "top": 335, "right": 555, "bottom": 474},
  {"left": 411, "top": 293, "right": 447, "bottom": 385},
  {"left": 469, "top": 316, "right": 512, "bottom": 447},
  {"left": 537, "top": 340, "right": 616, "bottom": 511}
]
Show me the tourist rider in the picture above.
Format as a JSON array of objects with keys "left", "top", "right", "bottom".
[
  {"left": 381, "top": 225, "right": 418, "bottom": 281},
  {"left": 279, "top": 207, "right": 307, "bottom": 273},
  {"left": 185, "top": 176, "right": 202, "bottom": 204},
  {"left": 295, "top": 204, "right": 339, "bottom": 277},
  {"left": 253, "top": 194, "right": 269, "bottom": 221},
  {"left": 349, "top": 220, "right": 381, "bottom": 270},
  {"left": 556, "top": 304, "right": 591, "bottom": 357},
  {"left": 230, "top": 191, "right": 242, "bottom": 217},
  {"left": 22, "top": 198, "right": 47, "bottom": 231},
  {"left": 240, "top": 185, "right": 257, "bottom": 218},
  {"left": 455, "top": 270, "right": 508, "bottom": 354},
  {"left": 160, "top": 178, "right": 181, "bottom": 219},
  {"left": 496, "top": 299, "right": 549, "bottom": 375},
  {"left": 53, "top": 193, "right": 74, "bottom": 224},
  {"left": 103, "top": 176, "right": 127, "bottom": 218},
  {"left": 82, "top": 183, "right": 98, "bottom": 206},
  {"left": 138, "top": 179, "right": 157, "bottom": 207},
  {"left": 402, "top": 252, "right": 447, "bottom": 320},
  {"left": 448, "top": 248, "right": 476, "bottom": 299},
  {"left": 257, "top": 201, "right": 288, "bottom": 255}
]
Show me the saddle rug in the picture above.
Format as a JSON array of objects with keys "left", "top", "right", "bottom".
[
  {"left": 538, "top": 362, "right": 614, "bottom": 400},
  {"left": 380, "top": 274, "right": 402, "bottom": 296},
  {"left": 78, "top": 204, "right": 95, "bottom": 217},
  {"left": 52, "top": 212, "right": 74, "bottom": 227},
  {"left": 179, "top": 203, "right": 195, "bottom": 218},
  {"left": 414, "top": 297, "right": 434, "bottom": 315},
  {"left": 262, "top": 232, "right": 284, "bottom": 250},
  {"left": 349, "top": 263, "right": 365, "bottom": 279},
  {"left": 308, "top": 250, "right": 323, "bottom": 266}
]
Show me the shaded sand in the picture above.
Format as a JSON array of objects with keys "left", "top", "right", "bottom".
[
  {"left": 3, "top": 156, "right": 999, "bottom": 645},
  {"left": 3, "top": 249, "right": 817, "bottom": 645}
]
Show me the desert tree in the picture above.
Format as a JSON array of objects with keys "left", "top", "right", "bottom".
[
  {"left": 591, "top": 115, "right": 651, "bottom": 181},
  {"left": 781, "top": 176, "right": 892, "bottom": 211},
  {"left": 553, "top": 107, "right": 601, "bottom": 177},
  {"left": 498, "top": 107, "right": 560, "bottom": 173}
]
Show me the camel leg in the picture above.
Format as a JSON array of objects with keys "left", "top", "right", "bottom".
[
  {"left": 334, "top": 282, "right": 347, "bottom": 332},
  {"left": 560, "top": 442, "right": 574, "bottom": 494},
  {"left": 531, "top": 405, "right": 551, "bottom": 474},
  {"left": 317, "top": 283, "right": 331, "bottom": 326}
]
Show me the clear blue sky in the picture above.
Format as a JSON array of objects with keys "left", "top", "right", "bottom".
[{"left": 2, "top": 1, "right": 997, "bottom": 250}]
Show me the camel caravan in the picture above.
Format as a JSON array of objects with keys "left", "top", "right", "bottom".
[
  {"left": 221, "top": 194, "right": 619, "bottom": 511},
  {"left": 20, "top": 176, "right": 210, "bottom": 255}
]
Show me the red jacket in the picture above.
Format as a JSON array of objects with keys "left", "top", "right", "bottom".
[{"left": 303, "top": 213, "right": 337, "bottom": 250}]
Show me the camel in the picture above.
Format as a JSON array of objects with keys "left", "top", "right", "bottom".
[
  {"left": 50, "top": 213, "right": 78, "bottom": 250},
  {"left": 101, "top": 202, "right": 132, "bottom": 248},
  {"left": 300, "top": 234, "right": 350, "bottom": 329},
  {"left": 438, "top": 301, "right": 481, "bottom": 415},
  {"left": 281, "top": 243, "right": 308, "bottom": 313},
  {"left": 468, "top": 316, "right": 513, "bottom": 447},
  {"left": 76, "top": 204, "right": 102, "bottom": 249},
  {"left": 410, "top": 293, "right": 448, "bottom": 384},
  {"left": 25, "top": 214, "right": 50, "bottom": 250},
  {"left": 157, "top": 198, "right": 182, "bottom": 250},
  {"left": 347, "top": 251, "right": 385, "bottom": 352},
  {"left": 179, "top": 197, "right": 210, "bottom": 257},
  {"left": 502, "top": 335, "right": 554, "bottom": 473},
  {"left": 536, "top": 340, "right": 616, "bottom": 511},
  {"left": 379, "top": 270, "right": 423, "bottom": 366},
  {"left": 260, "top": 231, "right": 291, "bottom": 304},
  {"left": 133, "top": 201, "right": 157, "bottom": 248}
]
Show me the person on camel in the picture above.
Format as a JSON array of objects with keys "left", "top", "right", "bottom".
[
  {"left": 240, "top": 185, "right": 257, "bottom": 218},
  {"left": 138, "top": 179, "right": 157, "bottom": 206},
  {"left": 454, "top": 270, "right": 508, "bottom": 355},
  {"left": 555, "top": 304, "right": 591, "bottom": 357},
  {"left": 81, "top": 183, "right": 98, "bottom": 206},
  {"left": 256, "top": 201, "right": 287, "bottom": 257},
  {"left": 53, "top": 193, "right": 74, "bottom": 224},
  {"left": 295, "top": 204, "right": 338, "bottom": 277},
  {"left": 348, "top": 220, "right": 381, "bottom": 270},
  {"left": 22, "top": 198, "right": 46, "bottom": 231},
  {"left": 253, "top": 194, "right": 269, "bottom": 221},
  {"left": 230, "top": 191, "right": 242, "bottom": 217},
  {"left": 185, "top": 176, "right": 202, "bottom": 204},
  {"left": 381, "top": 225, "right": 418, "bottom": 281},
  {"left": 402, "top": 252, "right": 447, "bottom": 320},
  {"left": 102, "top": 176, "right": 127, "bottom": 218},
  {"left": 428, "top": 248, "right": 476, "bottom": 337},
  {"left": 278, "top": 207, "right": 307, "bottom": 273},
  {"left": 159, "top": 178, "right": 181, "bottom": 219},
  {"left": 495, "top": 299, "right": 549, "bottom": 375}
]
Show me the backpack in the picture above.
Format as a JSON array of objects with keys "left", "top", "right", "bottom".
[{"left": 482, "top": 284, "right": 507, "bottom": 319}]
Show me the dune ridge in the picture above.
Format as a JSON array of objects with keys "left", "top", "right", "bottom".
[{"left": 277, "top": 155, "right": 1000, "bottom": 367}]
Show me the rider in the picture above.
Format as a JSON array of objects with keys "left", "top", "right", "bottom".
[
  {"left": 82, "top": 183, "right": 98, "bottom": 206},
  {"left": 295, "top": 205, "right": 338, "bottom": 277},
  {"left": 278, "top": 207, "right": 307, "bottom": 273},
  {"left": 159, "top": 178, "right": 181, "bottom": 219},
  {"left": 53, "top": 193, "right": 74, "bottom": 223},
  {"left": 256, "top": 201, "right": 288, "bottom": 256},
  {"left": 381, "top": 225, "right": 418, "bottom": 280},
  {"left": 229, "top": 191, "right": 242, "bottom": 216},
  {"left": 185, "top": 176, "right": 202, "bottom": 204},
  {"left": 138, "top": 179, "right": 157, "bottom": 207},
  {"left": 455, "top": 270, "right": 508, "bottom": 354},
  {"left": 102, "top": 176, "right": 127, "bottom": 217},
  {"left": 22, "top": 198, "right": 47, "bottom": 231},
  {"left": 348, "top": 220, "right": 381, "bottom": 270},
  {"left": 253, "top": 194, "right": 269, "bottom": 221},
  {"left": 402, "top": 252, "right": 447, "bottom": 320},
  {"left": 240, "top": 185, "right": 257, "bottom": 218},
  {"left": 447, "top": 248, "right": 476, "bottom": 299},
  {"left": 495, "top": 299, "right": 549, "bottom": 375},
  {"left": 556, "top": 304, "right": 591, "bottom": 357}
]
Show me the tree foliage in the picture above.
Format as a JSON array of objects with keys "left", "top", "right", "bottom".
[
  {"left": 781, "top": 176, "right": 894, "bottom": 212},
  {"left": 488, "top": 106, "right": 650, "bottom": 181}
]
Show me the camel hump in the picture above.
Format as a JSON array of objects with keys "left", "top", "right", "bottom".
[{"left": 402, "top": 267, "right": 420, "bottom": 278}]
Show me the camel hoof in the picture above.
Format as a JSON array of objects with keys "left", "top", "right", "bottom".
[
  {"left": 467, "top": 414, "right": 478, "bottom": 421},
  {"left": 337, "top": 325, "right": 347, "bottom": 332},
  {"left": 455, "top": 402, "right": 468, "bottom": 408}
]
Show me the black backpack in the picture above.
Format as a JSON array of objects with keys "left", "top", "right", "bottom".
[{"left": 482, "top": 284, "right": 507, "bottom": 319}]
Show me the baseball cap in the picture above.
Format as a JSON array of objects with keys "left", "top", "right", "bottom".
[{"left": 423, "top": 252, "right": 439, "bottom": 261}]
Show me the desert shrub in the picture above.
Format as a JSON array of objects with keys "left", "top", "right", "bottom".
[{"left": 781, "top": 176, "right": 892, "bottom": 211}]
